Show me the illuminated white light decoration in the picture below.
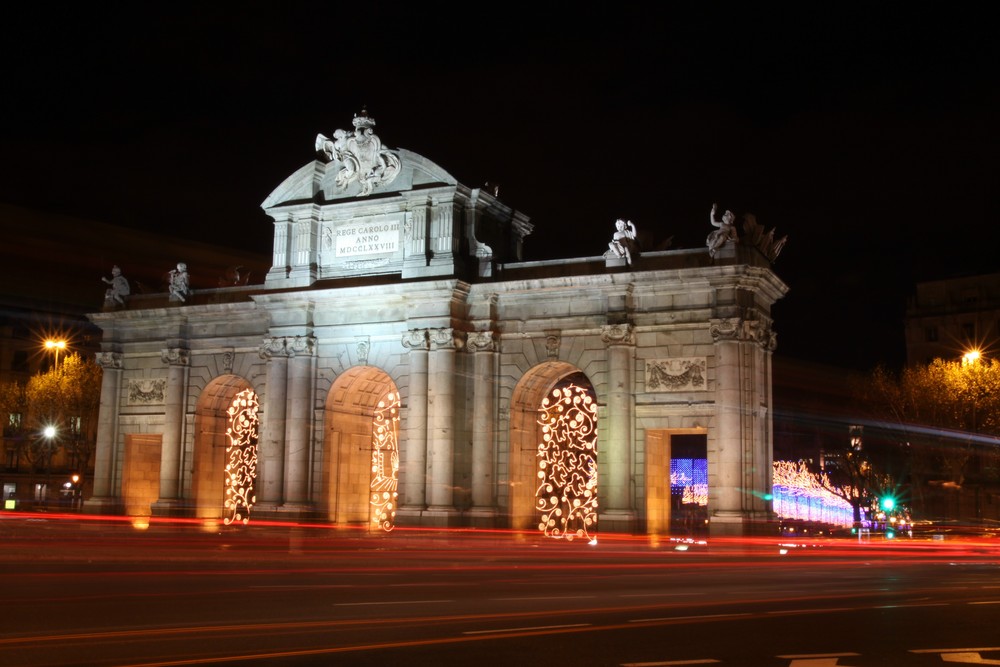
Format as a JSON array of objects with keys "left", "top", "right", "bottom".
[
  {"left": 536, "top": 383, "right": 598, "bottom": 541},
  {"left": 772, "top": 460, "right": 854, "bottom": 527},
  {"left": 370, "top": 392, "right": 400, "bottom": 532},
  {"left": 224, "top": 389, "right": 259, "bottom": 525}
]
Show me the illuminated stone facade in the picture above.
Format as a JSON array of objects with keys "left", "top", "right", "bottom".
[{"left": 88, "top": 115, "right": 788, "bottom": 537}]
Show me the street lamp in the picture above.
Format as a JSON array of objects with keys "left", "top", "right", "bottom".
[
  {"left": 962, "top": 348, "right": 981, "bottom": 366},
  {"left": 45, "top": 339, "right": 66, "bottom": 369}
]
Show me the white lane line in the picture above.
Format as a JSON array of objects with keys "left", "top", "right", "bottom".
[
  {"left": 333, "top": 599, "right": 452, "bottom": 606},
  {"left": 621, "top": 660, "right": 720, "bottom": 666},
  {"left": 629, "top": 613, "right": 752, "bottom": 623},
  {"left": 463, "top": 623, "right": 590, "bottom": 635},
  {"left": 494, "top": 595, "right": 597, "bottom": 601},
  {"left": 766, "top": 608, "right": 855, "bottom": 615},
  {"left": 778, "top": 653, "right": 860, "bottom": 659}
]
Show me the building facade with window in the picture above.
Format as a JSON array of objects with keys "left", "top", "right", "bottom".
[
  {"left": 86, "top": 114, "right": 788, "bottom": 538},
  {"left": 904, "top": 272, "right": 1000, "bottom": 365}
]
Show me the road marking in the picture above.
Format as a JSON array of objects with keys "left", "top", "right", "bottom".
[
  {"left": 777, "top": 653, "right": 860, "bottom": 667},
  {"left": 620, "top": 660, "right": 719, "bottom": 666},
  {"left": 494, "top": 595, "right": 597, "bottom": 601},
  {"left": 333, "top": 599, "right": 452, "bottom": 606},
  {"left": 766, "top": 607, "right": 855, "bottom": 615},
  {"left": 463, "top": 623, "right": 590, "bottom": 635},
  {"left": 628, "top": 613, "right": 751, "bottom": 623}
]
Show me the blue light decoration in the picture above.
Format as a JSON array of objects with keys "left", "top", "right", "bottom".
[{"left": 670, "top": 458, "right": 708, "bottom": 506}]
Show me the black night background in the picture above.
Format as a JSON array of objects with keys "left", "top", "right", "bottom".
[{"left": 2, "top": 3, "right": 997, "bottom": 370}]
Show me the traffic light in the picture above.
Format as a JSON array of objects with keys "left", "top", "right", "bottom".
[{"left": 880, "top": 496, "right": 896, "bottom": 512}]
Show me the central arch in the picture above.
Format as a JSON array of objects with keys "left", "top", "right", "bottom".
[
  {"left": 509, "top": 361, "right": 597, "bottom": 537},
  {"left": 323, "top": 366, "right": 400, "bottom": 528}
]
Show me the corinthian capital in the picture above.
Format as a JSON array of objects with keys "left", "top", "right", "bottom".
[
  {"left": 600, "top": 323, "right": 635, "bottom": 346},
  {"left": 467, "top": 330, "right": 496, "bottom": 353},
  {"left": 709, "top": 317, "right": 777, "bottom": 350},
  {"left": 96, "top": 351, "right": 123, "bottom": 369},
  {"left": 161, "top": 348, "right": 189, "bottom": 366},
  {"left": 429, "top": 327, "right": 464, "bottom": 351}
]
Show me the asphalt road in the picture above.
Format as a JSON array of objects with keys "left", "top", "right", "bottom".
[{"left": 2, "top": 514, "right": 999, "bottom": 666}]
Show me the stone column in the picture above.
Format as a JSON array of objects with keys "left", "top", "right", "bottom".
[
  {"left": 90, "top": 351, "right": 123, "bottom": 506},
  {"left": 709, "top": 317, "right": 753, "bottom": 535},
  {"left": 468, "top": 331, "right": 496, "bottom": 510},
  {"left": 400, "top": 330, "right": 429, "bottom": 511},
  {"left": 426, "top": 328, "right": 460, "bottom": 512},
  {"left": 257, "top": 337, "right": 289, "bottom": 507},
  {"left": 601, "top": 324, "right": 635, "bottom": 529},
  {"left": 282, "top": 336, "right": 315, "bottom": 509},
  {"left": 158, "top": 347, "right": 189, "bottom": 507}
]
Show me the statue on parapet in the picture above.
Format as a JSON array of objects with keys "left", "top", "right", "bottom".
[
  {"left": 315, "top": 109, "right": 401, "bottom": 196},
  {"left": 707, "top": 203, "right": 738, "bottom": 258},
  {"left": 168, "top": 262, "right": 190, "bottom": 302},
  {"left": 607, "top": 218, "right": 638, "bottom": 264},
  {"left": 102, "top": 265, "right": 130, "bottom": 308}
]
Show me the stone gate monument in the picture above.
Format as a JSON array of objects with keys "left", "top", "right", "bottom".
[{"left": 88, "top": 111, "right": 788, "bottom": 538}]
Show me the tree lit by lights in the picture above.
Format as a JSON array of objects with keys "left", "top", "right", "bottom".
[
  {"left": 772, "top": 460, "right": 855, "bottom": 527},
  {"left": 224, "top": 389, "right": 259, "bottom": 525},
  {"left": 536, "top": 383, "right": 598, "bottom": 541},
  {"left": 370, "top": 392, "right": 399, "bottom": 532}
]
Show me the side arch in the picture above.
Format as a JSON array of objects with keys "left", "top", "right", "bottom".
[
  {"left": 191, "top": 374, "right": 256, "bottom": 520},
  {"left": 322, "top": 365, "right": 399, "bottom": 526},
  {"left": 508, "top": 361, "right": 596, "bottom": 533}
]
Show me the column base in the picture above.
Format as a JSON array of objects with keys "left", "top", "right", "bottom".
[
  {"left": 599, "top": 509, "right": 636, "bottom": 534},
  {"left": 81, "top": 496, "right": 121, "bottom": 515},
  {"left": 465, "top": 507, "right": 499, "bottom": 528}
]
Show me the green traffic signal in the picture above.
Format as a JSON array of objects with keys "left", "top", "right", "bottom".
[{"left": 880, "top": 497, "right": 896, "bottom": 511}]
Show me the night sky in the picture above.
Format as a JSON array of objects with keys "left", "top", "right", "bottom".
[{"left": 2, "top": 5, "right": 997, "bottom": 371}]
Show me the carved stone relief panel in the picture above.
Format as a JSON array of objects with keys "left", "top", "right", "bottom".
[
  {"left": 127, "top": 378, "right": 167, "bottom": 405},
  {"left": 645, "top": 357, "right": 707, "bottom": 392}
]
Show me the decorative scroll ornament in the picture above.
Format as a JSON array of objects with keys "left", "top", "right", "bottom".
[
  {"left": 709, "top": 317, "right": 777, "bottom": 350},
  {"left": 224, "top": 389, "right": 260, "bottom": 526},
  {"left": 370, "top": 392, "right": 400, "bottom": 532},
  {"left": 401, "top": 329, "right": 429, "bottom": 351},
  {"left": 258, "top": 335, "right": 316, "bottom": 359},
  {"left": 315, "top": 109, "right": 401, "bottom": 196},
  {"left": 222, "top": 349, "right": 235, "bottom": 373},
  {"left": 536, "top": 383, "right": 599, "bottom": 542}
]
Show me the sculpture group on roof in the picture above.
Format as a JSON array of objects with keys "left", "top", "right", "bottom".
[
  {"left": 606, "top": 218, "right": 638, "bottom": 264},
  {"left": 315, "top": 109, "right": 401, "bottom": 196},
  {"left": 168, "top": 262, "right": 190, "bottom": 302},
  {"left": 102, "top": 265, "right": 130, "bottom": 308}
]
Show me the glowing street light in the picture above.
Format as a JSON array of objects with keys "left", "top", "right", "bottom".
[
  {"left": 962, "top": 348, "right": 981, "bottom": 366},
  {"left": 43, "top": 425, "right": 57, "bottom": 439},
  {"left": 45, "top": 339, "right": 67, "bottom": 369}
]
